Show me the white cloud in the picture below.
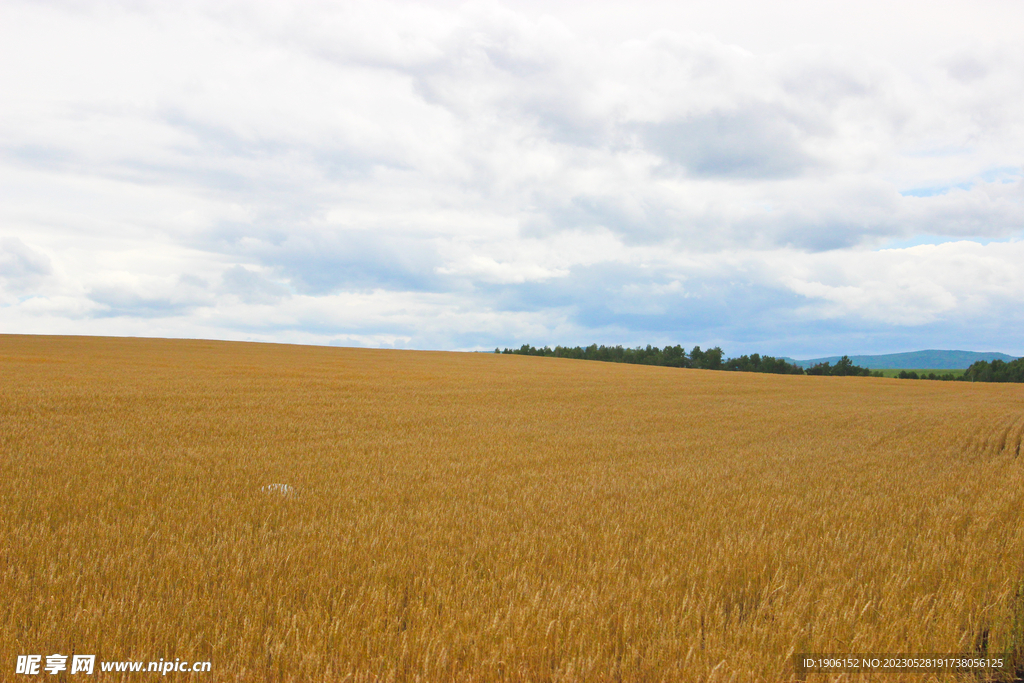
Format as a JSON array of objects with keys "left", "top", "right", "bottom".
[
  {"left": 1, "top": 0, "right": 1022, "bottom": 355},
  {"left": 772, "top": 240, "right": 1024, "bottom": 325}
]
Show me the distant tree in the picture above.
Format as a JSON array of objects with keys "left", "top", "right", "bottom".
[
  {"left": 663, "top": 344, "right": 687, "bottom": 368},
  {"left": 832, "top": 356, "right": 855, "bottom": 376},
  {"left": 831, "top": 356, "right": 871, "bottom": 376},
  {"left": 963, "top": 358, "right": 1024, "bottom": 383},
  {"left": 806, "top": 356, "right": 871, "bottom": 377},
  {"left": 724, "top": 353, "right": 803, "bottom": 375},
  {"left": 499, "top": 343, "right": 882, "bottom": 380},
  {"left": 805, "top": 362, "right": 831, "bottom": 376}
]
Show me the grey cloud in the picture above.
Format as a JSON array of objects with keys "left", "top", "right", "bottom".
[
  {"left": 773, "top": 220, "right": 877, "bottom": 251},
  {"left": 216, "top": 229, "right": 449, "bottom": 295},
  {"left": 220, "top": 315, "right": 416, "bottom": 340},
  {"left": 220, "top": 266, "right": 290, "bottom": 304},
  {"left": 525, "top": 182, "right": 904, "bottom": 252},
  {"left": 461, "top": 246, "right": 1024, "bottom": 356},
  {"left": 160, "top": 108, "right": 287, "bottom": 160},
  {"left": 524, "top": 195, "right": 670, "bottom": 242},
  {"left": 904, "top": 183, "right": 1024, "bottom": 239},
  {"left": 640, "top": 107, "right": 819, "bottom": 179},
  {"left": 474, "top": 260, "right": 813, "bottom": 349},
  {"left": 1, "top": 144, "right": 77, "bottom": 173},
  {"left": 738, "top": 200, "right": 902, "bottom": 252},
  {"left": 161, "top": 108, "right": 402, "bottom": 179},
  {"left": 395, "top": 12, "right": 611, "bottom": 149},
  {"left": 943, "top": 55, "right": 991, "bottom": 83},
  {"left": 88, "top": 290, "right": 191, "bottom": 318},
  {"left": 410, "top": 66, "right": 610, "bottom": 150},
  {"left": 0, "top": 237, "right": 53, "bottom": 290},
  {"left": 87, "top": 275, "right": 212, "bottom": 318},
  {"left": 780, "top": 63, "right": 875, "bottom": 106},
  {"left": 522, "top": 100, "right": 611, "bottom": 149}
]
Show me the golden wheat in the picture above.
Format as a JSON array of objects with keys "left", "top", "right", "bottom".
[{"left": 2, "top": 335, "right": 1023, "bottom": 682}]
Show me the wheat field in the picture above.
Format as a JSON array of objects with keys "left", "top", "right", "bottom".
[{"left": 2, "top": 335, "right": 1023, "bottom": 682}]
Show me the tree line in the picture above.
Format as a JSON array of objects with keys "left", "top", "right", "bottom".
[
  {"left": 900, "top": 358, "right": 1024, "bottom": 383},
  {"left": 496, "top": 344, "right": 877, "bottom": 377},
  {"left": 890, "top": 358, "right": 1024, "bottom": 382},
  {"left": 498, "top": 344, "right": 1024, "bottom": 383},
  {"left": 962, "top": 357, "right": 1024, "bottom": 382}
]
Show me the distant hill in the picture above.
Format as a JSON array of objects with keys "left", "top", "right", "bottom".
[{"left": 785, "top": 350, "right": 1018, "bottom": 370}]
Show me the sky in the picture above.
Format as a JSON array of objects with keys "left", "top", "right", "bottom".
[{"left": 1, "top": 0, "right": 1022, "bottom": 357}]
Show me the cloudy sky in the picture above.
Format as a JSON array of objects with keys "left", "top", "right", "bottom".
[{"left": 2, "top": 0, "right": 1022, "bottom": 357}]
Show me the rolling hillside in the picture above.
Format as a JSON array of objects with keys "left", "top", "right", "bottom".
[{"left": 788, "top": 349, "right": 1018, "bottom": 369}]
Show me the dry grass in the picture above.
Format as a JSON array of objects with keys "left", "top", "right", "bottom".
[{"left": 2, "top": 334, "right": 1023, "bottom": 682}]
